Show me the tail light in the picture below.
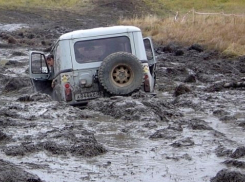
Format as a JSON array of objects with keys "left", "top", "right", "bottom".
[{"left": 64, "top": 83, "right": 72, "bottom": 102}]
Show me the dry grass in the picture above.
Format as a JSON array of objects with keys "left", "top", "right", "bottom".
[
  {"left": 143, "top": 0, "right": 245, "bottom": 15},
  {"left": 120, "top": 13, "right": 245, "bottom": 56}
]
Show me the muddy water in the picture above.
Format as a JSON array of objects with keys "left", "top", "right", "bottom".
[
  {"left": 0, "top": 90, "right": 243, "bottom": 182},
  {"left": 1, "top": 37, "right": 245, "bottom": 182},
  {"left": 0, "top": 23, "right": 28, "bottom": 32},
  {"left": 0, "top": 97, "right": 216, "bottom": 182},
  {"left": 1, "top": 91, "right": 244, "bottom": 182}
]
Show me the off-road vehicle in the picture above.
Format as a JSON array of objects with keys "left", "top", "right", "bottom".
[{"left": 29, "top": 26, "right": 156, "bottom": 105}]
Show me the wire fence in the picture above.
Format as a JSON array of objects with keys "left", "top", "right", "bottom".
[{"left": 174, "top": 8, "right": 245, "bottom": 24}]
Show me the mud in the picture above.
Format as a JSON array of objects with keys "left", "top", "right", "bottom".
[
  {"left": 0, "top": 159, "right": 43, "bottom": 182},
  {"left": 1, "top": 2, "right": 245, "bottom": 182},
  {"left": 88, "top": 96, "right": 181, "bottom": 122},
  {"left": 211, "top": 169, "right": 245, "bottom": 182},
  {"left": 223, "top": 160, "right": 245, "bottom": 169},
  {"left": 230, "top": 146, "right": 245, "bottom": 159}
]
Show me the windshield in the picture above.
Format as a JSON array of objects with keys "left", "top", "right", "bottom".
[{"left": 74, "top": 36, "right": 131, "bottom": 63}]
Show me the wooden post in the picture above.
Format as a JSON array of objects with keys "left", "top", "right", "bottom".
[
  {"left": 175, "top": 11, "right": 179, "bottom": 22},
  {"left": 193, "top": 8, "right": 195, "bottom": 24}
]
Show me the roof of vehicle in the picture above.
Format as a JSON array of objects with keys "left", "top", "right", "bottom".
[{"left": 59, "top": 26, "right": 141, "bottom": 40}]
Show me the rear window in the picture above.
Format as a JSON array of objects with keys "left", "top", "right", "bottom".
[{"left": 74, "top": 36, "right": 131, "bottom": 63}]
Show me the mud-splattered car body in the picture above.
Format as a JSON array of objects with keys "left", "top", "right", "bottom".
[{"left": 29, "top": 26, "right": 156, "bottom": 105}]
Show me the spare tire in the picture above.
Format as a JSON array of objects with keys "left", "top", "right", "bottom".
[{"left": 98, "top": 52, "right": 144, "bottom": 95}]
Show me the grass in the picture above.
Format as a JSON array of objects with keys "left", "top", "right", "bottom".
[
  {"left": 120, "top": 0, "right": 245, "bottom": 56},
  {"left": 0, "top": 0, "right": 90, "bottom": 9},
  {"left": 143, "top": 0, "right": 245, "bottom": 15},
  {"left": 120, "top": 14, "right": 245, "bottom": 56},
  {"left": 137, "top": 0, "right": 245, "bottom": 56}
]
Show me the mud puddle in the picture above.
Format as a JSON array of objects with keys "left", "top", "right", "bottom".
[
  {"left": 86, "top": 121, "right": 221, "bottom": 182},
  {"left": 1, "top": 90, "right": 242, "bottom": 182},
  {"left": 0, "top": 96, "right": 223, "bottom": 182},
  {"left": 0, "top": 23, "right": 28, "bottom": 32}
]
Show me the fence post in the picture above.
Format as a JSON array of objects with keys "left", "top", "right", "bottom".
[
  {"left": 175, "top": 11, "right": 179, "bottom": 21},
  {"left": 192, "top": 8, "right": 195, "bottom": 24},
  {"left": 222, "top": 11, "right": 225, "bottom": 25}
]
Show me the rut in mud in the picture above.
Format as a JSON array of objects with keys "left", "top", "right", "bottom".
[{"left": 1, "top": 5, "right": 245, "bottom": 182}]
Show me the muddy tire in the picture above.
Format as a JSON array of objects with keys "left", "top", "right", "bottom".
[{"left": 98, "top": 52, "right": 144, "bottom": 95}]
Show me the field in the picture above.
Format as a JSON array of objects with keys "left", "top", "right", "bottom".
[
  {"left": 1, "top": 0, "right": 244, "bottom": 14},
  {"left": 122, "top": 0, "right": 245, "bottom": 56},
  {"left": 143, "top": 0, "right": 245, "bottom": 15},
  {"left": 0, "top": 0, "right": 86, "bottom": 8},
  {"left": 120, "top": 13, "right": 245, "bottom": 56}
]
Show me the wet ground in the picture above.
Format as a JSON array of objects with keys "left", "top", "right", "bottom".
[{"left": 1, "top": 5, "right": 245, "bottom": 182}]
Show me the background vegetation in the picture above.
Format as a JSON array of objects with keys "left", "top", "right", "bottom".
[
  {"left": 128, "top": 0, "right": 245, "bottom": 56},
  {"left": 120, "top": 12, "right": 245, "bottom": 56},
  {"left": 143, "top": 0, "right": 245, "bottom": 15},
  {"left": 1, "top": 0, "right": 244, "bottom": 12},
  {"left": 0, "top": 0, "right": 244, "bottom": 55},
  {"left": 0, "top": 0, "right": 86, "bottom": 8}
]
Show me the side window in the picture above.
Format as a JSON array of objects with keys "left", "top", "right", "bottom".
[
  {"left": 74, "top": 36, "right": 131, "bottom": 64},
  {"left": 31, "top": 53, "right": 48, "bottom": 74},
  {"left": 143, "top": 38, "right": 154, "bottom": 61}
]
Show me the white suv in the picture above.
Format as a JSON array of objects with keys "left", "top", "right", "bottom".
[{"left": 29, "top": 26, "right": 156, "bottom": 106}]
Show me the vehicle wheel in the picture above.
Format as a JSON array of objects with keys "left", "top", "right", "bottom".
[{"left": 98, "top": 52, "right": 144, "bottom": 95}]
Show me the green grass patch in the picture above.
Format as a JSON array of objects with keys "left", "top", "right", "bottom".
[{"left": 0, "top": 0, "right": 88, "bottom": 9}]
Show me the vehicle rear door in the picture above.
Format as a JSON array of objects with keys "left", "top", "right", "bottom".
[
  {"left": 143, "top": 37, "right": 156, "bottom": 67},
  {"left": 29, "top": 51, "right": 50, "bottom": 80}
]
